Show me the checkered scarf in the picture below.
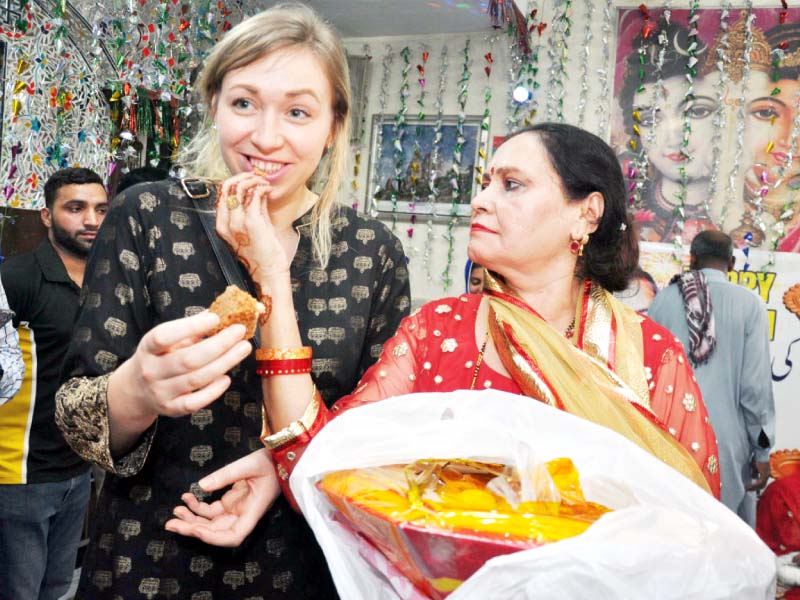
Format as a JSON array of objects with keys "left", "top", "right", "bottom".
[{"left": 670, "top": 270, "right": 716, "bottom": 366}]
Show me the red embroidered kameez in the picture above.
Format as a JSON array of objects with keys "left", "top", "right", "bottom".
[{"left": 270, "top": 294, "right": 720, "bottom": 501}]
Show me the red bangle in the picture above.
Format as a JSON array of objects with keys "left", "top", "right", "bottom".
[{"left": 256, "top": 358, "right": 312, "bottom": 376}]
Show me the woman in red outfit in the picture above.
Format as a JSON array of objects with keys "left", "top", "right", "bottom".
[{"left": 167, "top": 123, "right": 720, "bottom": 546}]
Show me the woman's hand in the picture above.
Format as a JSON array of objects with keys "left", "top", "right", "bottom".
[
  {"left": 165, "top": 448, "right": 279, "bottom": 547},
  {"left": 110, "top": 311, "right": 251, "bottom": 421},
  {"left": 216, "top": 173, "right": 291, "bottom": 296}
]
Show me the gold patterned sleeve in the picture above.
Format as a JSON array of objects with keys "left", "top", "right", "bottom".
[{"left": 55, "top": 374, "right": 157, "bottom": 476}]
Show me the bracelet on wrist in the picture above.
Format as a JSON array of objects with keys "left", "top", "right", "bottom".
[
  {"left": 255, "top": 346, "right": 312, "bottom": 360},
  {"left": 256, "top": 358, "right": 312, "bottom": 376},
  {"left": 255, "top": 346, "right": 313, "bottom": 377}
]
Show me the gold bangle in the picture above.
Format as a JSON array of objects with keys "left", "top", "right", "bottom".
[
  {"left": 261, "top": 385, "right": 321, "bottom": 450},
  {"left": 255, "top": 346, "right": 312, "bottom": 361}
]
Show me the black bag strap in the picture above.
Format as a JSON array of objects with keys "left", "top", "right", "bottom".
[{"left": 181, "top": 178, "right": 261, "bottom": 348}]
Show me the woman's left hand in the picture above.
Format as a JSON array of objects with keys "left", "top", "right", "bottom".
[
  {"left": 165, "top": 448, "right": 280, "bottom": 547},
  {"left": 216, "top": 172, "right": 291, "bottom": 295}
]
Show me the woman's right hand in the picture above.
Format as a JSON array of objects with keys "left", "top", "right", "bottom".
[
  {"left": 109, "top": 311, "right": 252, "bottom": 425},
  {"left": 165, "top": 447, "right": 279, "bottom": 547},
  {"left": 216, "top": 173, "right": 291, "bottom": 296}
]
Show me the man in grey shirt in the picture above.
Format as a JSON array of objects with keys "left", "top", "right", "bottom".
[{"left": 649, "top": 230, "right": 775, "bottom": 526}]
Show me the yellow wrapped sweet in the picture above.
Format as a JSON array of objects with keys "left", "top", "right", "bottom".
[{"left": 319, "top": 458, "right": 610, "bottom": 598}]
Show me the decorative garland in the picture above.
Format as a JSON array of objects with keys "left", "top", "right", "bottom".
[
  {"left": 546, "top": 0, "right": 572, "bottom": 122},
  {"left": 369, "top": 46, "right": 393, "bottom": 218},
  {"left": 575, "top": 0, "right": 594, "bottom": 127},
  {"left": 423, "top": 45, "right": 448, "bottom": 282},
  {"left": 595, "top": 0, "right": 614, "bottom": 136},
  {"left": 726, "top": 5, "right": 757, "bottom": 243},
  {"left": 673, "top": 0, "right": 702, "bottom": 248},
  {"left": 349, "top": 43, "right": 371, "bottom": 212},
  {"left": 637, "top": 5, "right": 673, "bottom": 211},
  {"left": 504, "top": 5, "right": 539, "bottom": 133},
  {"left": 706, "top": 3, "right": 732, "bottom": 214},
  {"left": 627, "top": 9, "right": 650, "bottom": 210},
  {"left": 390, "top": 46, "right": 411, "bottom": 232},
  {"left": 477, "top": 40, "right": 494, "bottom": 193},
  {"left": 407, "top": 45, "right": 429, "bottom": 243},
  {"left": 442, "top": 38, "right": 471, "bottom": 290}
]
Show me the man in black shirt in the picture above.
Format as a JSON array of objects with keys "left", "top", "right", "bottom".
[{"left": 0, "top": 167, "right": 108, "bottom": 600}]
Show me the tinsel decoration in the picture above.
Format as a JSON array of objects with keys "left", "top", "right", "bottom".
[
  {"left": 626, "top": 8, "right": 651, "bottom": 210},
  {"left": 477, "top": 41, "right": 494, "bottom": 192},
  {"left": 669, "top": 0, "right": 702, "bottom": 248},
  {"left": 575, "top": 0, "right": 594, "bottom": 127},
  {"left": 390, "top": 46, "right": 411, "bottom": 232},
  {"left": 505, "top": 6, "right": 540, "bottom": 132},
  {"left": 545, "top": 0, "right": 572, "bottom": 123},
  {"left": 706, "top": 3, "right": 732, "bottom": 218},
  {"left": 726, "top": 5, "right": 758, "bottom": 244},
  {"left": 595, "top": 0, "right": 614, "bottom": 135},
  {"left": 423, "top": 45, "right": 449, "bottom": 282},
  {"left": 83, "top": 0, "right": 248, "bottom": 167},
  {"left": 640, "top": 4, "right": 673, "bottom": 180},
  {"left": 349, "top": 44, "right": 371, "bottom": 212},
  {"left": 407, "top": 45, "right": 430, "bottom": 242},
  {"left": 369, "top": 46, "right": 394, "bottom": 218},
  {"left": 442, "top": 39, "right": 471, "bottom": 290},
  {"left": 487, "top": 0, "right": 531, "bottom": 55}
]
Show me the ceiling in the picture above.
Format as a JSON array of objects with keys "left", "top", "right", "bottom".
[{"left": 260, "top": 0, "right": 493, "bottom": 38}]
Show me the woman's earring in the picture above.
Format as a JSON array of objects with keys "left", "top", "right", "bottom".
[
  {"left": 578, "top": 234, "right": 589, "bottom": 257},
  {"left": 570, "top": 234, "right": 590, "bottom": 256}
]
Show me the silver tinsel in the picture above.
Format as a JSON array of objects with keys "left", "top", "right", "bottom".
[
  {"left": 575, "top": 0, "right": 594, "bottom": 127},
  {"left": 369, "top": 46, "right": 393, "bottom": 219},
  {"left": 725, "top": 4, "right": 755, "bottom": 230},
  {"left": 595, "top": 0, "right": 614, "bottom": 136},
  {"left": 706, "top": 4, "right": 731, "bottom": 219},
  {"left": 423, "top": 45, "right": 449, "bottom": 282}
]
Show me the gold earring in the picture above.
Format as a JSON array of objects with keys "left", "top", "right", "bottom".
[{"left": 578, "top": 234, "right": 589, "bottom": 257}]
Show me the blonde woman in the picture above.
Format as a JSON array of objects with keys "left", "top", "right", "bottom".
[{"left": 55, "top": 4, "right": 409, "bottom": 598}]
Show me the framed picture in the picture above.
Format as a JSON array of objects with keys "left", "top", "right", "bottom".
[{"left": 366, "top": 114, "right": 489, "bottom": 218}]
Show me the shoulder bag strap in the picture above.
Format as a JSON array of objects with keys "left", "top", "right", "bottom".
[{"left": 181, "top": 178, "right": 261, "bottom": 348}]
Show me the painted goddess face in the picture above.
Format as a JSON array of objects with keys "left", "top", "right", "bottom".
[
  {"left": 636, "top": 72, "right": 720, "bottom": 183},
  {"left": 742, "top": 69, "right": 800, "bottom": 214}
]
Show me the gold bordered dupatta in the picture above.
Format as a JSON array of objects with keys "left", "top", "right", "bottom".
[{"left": 484, "top": 272, "right": 711, "bottom": 494}]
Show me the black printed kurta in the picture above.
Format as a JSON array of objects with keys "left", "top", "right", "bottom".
[{"left": 55, "top": 179, "right": 410, "bottom": 599}]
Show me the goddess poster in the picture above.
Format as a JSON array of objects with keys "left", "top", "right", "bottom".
[{"left": 612, "top": 8, "right": 800, "bottom": 252}]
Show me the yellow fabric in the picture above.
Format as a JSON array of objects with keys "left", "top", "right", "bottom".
[
  {"left": 484, "top": 273, "right": 711, "bottom": 494},
  {"left": 0, "top": 325, "right": 35, "bottom": 484}
]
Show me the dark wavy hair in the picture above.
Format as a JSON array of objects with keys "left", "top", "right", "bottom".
[
  {"left": 44, "top": 167, "right": 104, "bottom": 209},
  {"left": 505, "top": 123, "right": 638, "bottom": 292}
]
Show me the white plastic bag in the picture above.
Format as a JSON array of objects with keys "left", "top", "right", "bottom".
[{"left": 290, "top": 390, "right": 776, "bottom": 599}]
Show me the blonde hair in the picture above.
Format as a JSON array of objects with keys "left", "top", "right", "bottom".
[{"left": 179, "top": 2, "right": 351, "bottom": 268}]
